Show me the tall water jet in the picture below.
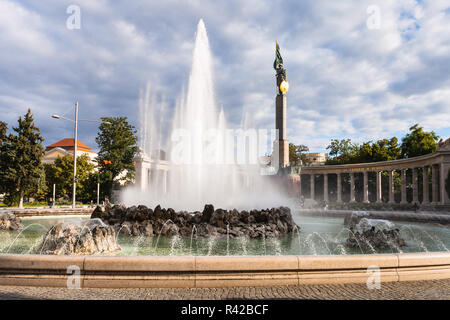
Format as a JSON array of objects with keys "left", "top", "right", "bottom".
[{"left": 124, "top": 19, "right": 293, "bottom": 211}]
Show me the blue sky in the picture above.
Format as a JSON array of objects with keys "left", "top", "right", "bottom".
[{"left": 0, "top": 0, "right": 449, "bottom": 153}]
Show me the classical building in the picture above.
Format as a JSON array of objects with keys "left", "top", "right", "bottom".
[
  {"left": 42, "top": 138, "right": 97, "bottom": 165},
  {"left": 133, "top": 148, "right": 170, "bottom": 192},
  {"left": 304, "top": 153, "right": 328, "bottom": 166},
  {"left": 298, "top": 138, "right": 450, "bottom": 205}
]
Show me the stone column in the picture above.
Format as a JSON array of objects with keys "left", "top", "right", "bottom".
[
  {"left": 363, "top": 171, "right": 369, "bottom": 203},
  {"left": 388, "top": 170, "right": 395, "bottom": 204},
  {"left": 412, "top": 167, "right": 418, "bottom": 204},
  {"left": 441, "top": 162, "right": 450, "bottom": 205},
  {"left": 337, "top": 173, "right": 342, "bottom": 203},
  {"left": 310, "top": 174, "right": 315, "bottom": 200},
  {"left": 376, "top": 171, "right": 382, "bottom": 203},
  {"left": 298, "top": 174, "right": 302, "bottom": 199},
  {"left": 349, "top": 172, "right": 355, "bottom": 203},
  {"left": 133, "top": 156, "right": 147, "bottom": 191},
  {"left": 432, "top": 165, "right": 438, "bottom": 204},
  {"left": 323, "top": 174, "right": 329, "bottom": 203},
  {"left": 422, "top": 166, "right": 429, "bottom": 204},
  {"left": 400, "top": 169, "right": 407, "bottom": 204},
  {"left": 275, "top": 73, "right": 289, "bottom": 167}
]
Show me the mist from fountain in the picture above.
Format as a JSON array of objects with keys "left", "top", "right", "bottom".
[{"left": 122, "top": 19, "right": 293, "bottom": 212}]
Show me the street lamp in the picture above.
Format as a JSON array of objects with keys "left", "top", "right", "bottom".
[{"left": 52, "top": 102, "right": 106, "bottom": 209}]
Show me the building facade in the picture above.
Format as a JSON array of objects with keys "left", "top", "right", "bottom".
[
  {"left": 304, "top": 153, "right": 328, "bottom": 166},
  {"left": 42, "top": 138, "right": 97, "bottom": 165}
]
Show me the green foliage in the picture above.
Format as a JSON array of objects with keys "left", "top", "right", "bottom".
[
  {"left": 27, "top": 166, "right": 48, "bottom": 202},
  {"left": 325, "top": 139, "right": 359, "bottom": 164},
  {"left": 326, "top": 125, "right": 437, "bottom": 165},
  {"left": 44, "top": 154, "right": 95, "bottom": 201},
  {"left": 78, "top": 172, "right": 101, "bottom": 204},
  {"left": 289, "top": 143, "right": 309, "bottom": 165},
  {"left": 327, "top": 139, "right": 357, "bottom": 157},
  {"left": 400, "top": 124, "right": 439, "bottom": 158},
  {"left": 0, "top": 109, "right": 44, "bottom": 207},
  {"left": 355, "top": 137, "right": 401, "bottom": 163},
  {"left": 0, "top": 121, "right": 6, "bottom": 143},
  {"left": 0, "top": 121, "right": 7, "bottom": 194},
  {"left": 96, "top": 117, "right": 138, "bottom": 197}
]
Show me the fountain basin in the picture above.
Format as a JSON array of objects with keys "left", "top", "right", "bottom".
[
  {"left": 2, "top": 214, "right": 449, "bottom": 256},
  {"left": 0, "top": 252, "right": 449, "bottom": 287}
]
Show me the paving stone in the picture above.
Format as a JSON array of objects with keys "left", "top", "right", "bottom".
[{"left": 0, "top": 279, "right": 449, "bottom": 300}]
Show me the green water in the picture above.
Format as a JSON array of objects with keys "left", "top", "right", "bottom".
[{"left": 0, "top": 214, "right": 448, "bottom": 256}]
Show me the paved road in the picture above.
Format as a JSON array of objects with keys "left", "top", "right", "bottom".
[{"left": 0, "top": 280, "right": 449, "bottom": 300}]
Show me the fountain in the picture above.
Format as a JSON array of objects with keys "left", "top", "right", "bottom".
[
  {"left": 91, "top": 203, "right": 298, "bottom": 239},
  {"left": 0, "top": 212, "right": 23, "bottom": 230},
  {"left": 123, "top": 19, "right": 292, "bottom": 211},
  {"left": 0, "top": 19, "right": 449, "bottom": 288},
  {"left": 37, "top": 219, "right": 120, "bottom": 255}
]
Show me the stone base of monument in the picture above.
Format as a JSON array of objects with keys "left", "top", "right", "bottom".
[
  {"left": 0, "top": 213, "right": 23, "bottom": 231},
  {"left": 37, "top": 219, "right": 121, "bottom": 255},
  {"left": 91, "top": 204, "right": 299, "bottom": 239},
  {"left": 346, "top": 218, "right": 406, "bottom": 251}
]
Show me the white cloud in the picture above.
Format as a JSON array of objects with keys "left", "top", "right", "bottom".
[
  {"left": 0, "top": 1, "right": 54, "bottom": 55},
  {"left": 0, "top": 0, "right": 448, "bottom": 154}
]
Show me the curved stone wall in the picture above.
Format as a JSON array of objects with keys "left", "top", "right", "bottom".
[
  {"left": 0, "top": 252, "right": 449, "bottom": 288},
  {"left": 299, "top": 149, "right": 450, "bottom": 205}
]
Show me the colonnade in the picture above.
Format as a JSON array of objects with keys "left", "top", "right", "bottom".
[{"left": 300, "top": 161, "right": 449, "bottom": 205}]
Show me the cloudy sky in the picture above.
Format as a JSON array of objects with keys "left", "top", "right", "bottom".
[{"left": 1, "top": 0, "right": 449, "bottom": 153}]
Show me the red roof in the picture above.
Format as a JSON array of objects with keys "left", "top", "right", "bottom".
[{"left": 46, "top": 138, "right": 93, "bottom": 153}]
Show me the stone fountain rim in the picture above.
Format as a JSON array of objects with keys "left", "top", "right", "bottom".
[{"left": 0, "top": 251, "right": 449, "bottom": 288}]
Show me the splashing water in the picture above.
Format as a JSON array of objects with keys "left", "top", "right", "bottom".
[
  {"left": 121, "top": 19, "right": 293, "bottom": 211},
  {"left": 239, "top": 236, "right": 248, "bottom": 255},
  {"left": 268, "top": 238, "right": 282, "bottom": 256},
  {"left": 189, "top": 225, "right": 198, "bottom": 255},
  {"left": 206, "top": 236, "right": 216, "bottom": 256},
  {"left": 169, "top": 235, "right": 183, "bottom": 256}
]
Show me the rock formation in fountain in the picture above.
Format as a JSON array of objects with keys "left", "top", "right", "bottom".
[
  {"left": 91, "top": 204, "right": 298, "bottom": 239},
  {"left": 0, "top": 213, "right": 23, "bottom": 231},
  {"left": 346, "top": 218, "right": 406, "bottom": 251},
  {"left": 37, "top": 219, "right": 121, "bottom": 255},
  {"left": 343, "top": 211, "right": 370, "bottom": 228}
]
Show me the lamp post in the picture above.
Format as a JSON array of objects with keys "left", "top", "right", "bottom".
[
  {"left": 73, "top": 102, "right": 79, "bottom": 209},
  {"left": 52, "top": 102, "right": 106, "bottom": 209}
]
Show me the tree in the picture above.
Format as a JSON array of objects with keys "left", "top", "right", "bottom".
[
  {"left": 401, "top": 124, "right": 439, "bottom": 158},
  {"left": 30, "top": 166, "right": 48, "bottom": 202},
  {"left": 44, "top": 154, "right": 95, "bottom": 202},
  {"left": 356, "top": 138, "right": 401, "bottom": 163},
  {"left": 0, "top": 121, "right": 7, "bottom": 194},
  {"left": 96, "top": 117, "right": 138, "bottom": 197},
  {"left": 0, "top": 109, "right": 44, "bottom": 208},
  {"left": 326, "top": 139, "right": 359, "bottom": 164},
  {"left": 289, "top": 143, "right": 309, "bottom": 165},
  {"left": 0, "top": 121, "right": 6, "bottom": 144}
]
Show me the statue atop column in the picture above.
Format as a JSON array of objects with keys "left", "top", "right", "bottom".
[
  {"left": 273, "top": 40, "right": 289, "bottom": 169},
  {"left": 273, "top": 41, "right": 289, "bottom": 95}
]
